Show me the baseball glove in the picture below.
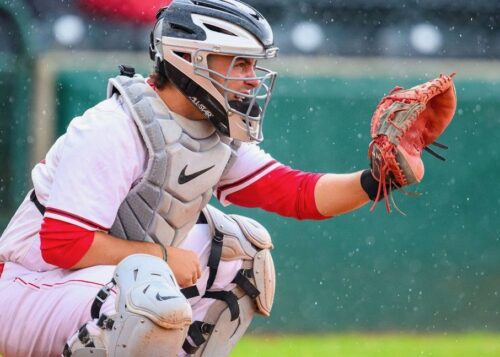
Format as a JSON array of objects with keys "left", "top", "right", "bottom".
[{"left": 368, "top": 74, "right": 457, "bottom": 211}]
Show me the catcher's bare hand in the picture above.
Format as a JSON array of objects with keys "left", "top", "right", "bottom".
[{"left": 166, "top": 246, "right": 202, "bottom": 288}]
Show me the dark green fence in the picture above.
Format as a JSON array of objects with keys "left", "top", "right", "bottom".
[
  {"left": 254, "top": 76, "right": 500, "bottom": 332},
  {"left": 0, "top": 0, "right": 497, "bottom": 336},
  {"left": 0, "top": 1, "right": 32, "bottom": 228},
  {"left": 50, "top": 68, "right": 500, "bottom": 332}
]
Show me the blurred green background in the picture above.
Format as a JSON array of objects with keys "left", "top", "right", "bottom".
[
  {"left": 1, "top": 0, "right": 499, "bottom": 339},
  {"left": 48, "top": 68, "right": 500, "bottom": 333}
]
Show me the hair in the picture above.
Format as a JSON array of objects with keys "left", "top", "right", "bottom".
[{"left": 149, "top": 68, "right": 171, "bottom": 90}]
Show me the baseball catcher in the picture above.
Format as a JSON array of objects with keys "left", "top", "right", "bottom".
[{"left": 0, "top": 0, "right": 457, "bottom": 356}]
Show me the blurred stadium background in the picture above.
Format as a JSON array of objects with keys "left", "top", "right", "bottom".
[{"left": 1, "top": 0, "right": 500, "bottom": 355}]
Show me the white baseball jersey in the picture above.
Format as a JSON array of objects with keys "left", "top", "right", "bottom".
[{"left": 0, "top": 94, "right": 274, "bottom": 271}]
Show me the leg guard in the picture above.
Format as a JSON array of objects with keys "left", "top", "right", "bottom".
[
  {"left": 182, "top": 206, "right": 275, "bottom": 356},
  {"left": 64, "top": 254, "right": 192, "bottom": 357}
]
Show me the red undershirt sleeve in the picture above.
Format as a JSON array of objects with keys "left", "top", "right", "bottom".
[
  {"left": 40, "top": 217, "right": 95, "bottom": 269},
  {"left": 221, "top": 164, "right": 329, "bottom": 220}
]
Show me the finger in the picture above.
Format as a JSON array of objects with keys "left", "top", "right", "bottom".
[
  {"left": 196, "top": 264, "right": 202, "bottom": 279},
  {"left": 182, "top": 276, "right": 194, "bottom": 288},
  {"left": 192, "top": 273, "right": 199, "bottom": 284}
]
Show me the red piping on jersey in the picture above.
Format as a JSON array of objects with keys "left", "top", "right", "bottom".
[
  {"left": 216, "top": 160, "right": 277, "bottom": 199},
  {"left": 13, "top": 276, "right": 117, "bottom": 294},
  {"left": 45, "top": 207, "right": 109, "bottom": 231},
  {"left": 0, "top": 263, "right": 4, "bottom": 278}
]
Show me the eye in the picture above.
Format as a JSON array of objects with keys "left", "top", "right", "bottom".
[{"left": 235, "top": 61, "right": 247, "bottom": 69}]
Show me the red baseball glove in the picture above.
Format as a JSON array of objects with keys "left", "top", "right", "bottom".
[{"left": 368, "top": 74, "right": 457, "bottom": 210}]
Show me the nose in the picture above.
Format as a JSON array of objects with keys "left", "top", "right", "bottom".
[{"left": 243, "top": 67, "right": 260, "bottom": 89}]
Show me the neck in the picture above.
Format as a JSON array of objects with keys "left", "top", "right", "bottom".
[{"left": 155, "top": 83, "right": 205, "bottom": 121}]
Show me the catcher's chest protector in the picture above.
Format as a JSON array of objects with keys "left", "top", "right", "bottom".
[{"left": 107, "top": 75, "right": 233, "bottom": 247}]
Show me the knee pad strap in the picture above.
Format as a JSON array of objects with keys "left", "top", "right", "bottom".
[{"left": 181, "top": 207, "right": 276, "bottom": 356}]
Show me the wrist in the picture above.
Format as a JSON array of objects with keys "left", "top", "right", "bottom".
[{"left": 360, "top": 169, "right": 388, "bottom": 201}]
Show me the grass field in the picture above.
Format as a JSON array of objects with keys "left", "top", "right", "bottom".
[
  {"left": 1, "top": 333, "right": 499, "bottom": 356},
  {"left": 231, "top": 333, "right": 500, "bottom": 357}
]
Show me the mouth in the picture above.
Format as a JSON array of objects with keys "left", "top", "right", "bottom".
[
  {"left": 229, "top": 90, "right": 251, "bottom": 102},
  {"left": 228, "top": 97, "right": 261, "bottom": 118},
  {"left": 233, "top": 94, "right": 245, "bottom": 102}
]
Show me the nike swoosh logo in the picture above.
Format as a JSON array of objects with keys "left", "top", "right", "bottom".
[
  {"left": 156, "top": 292, "right": 179, "bottom": 301},
  {"left": 178, "top": 164, "right": 215, "bottom": 184}
]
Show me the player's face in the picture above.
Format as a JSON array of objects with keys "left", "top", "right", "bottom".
[{"left": 207, "top": 54, "right": 260, "bottom": 101}]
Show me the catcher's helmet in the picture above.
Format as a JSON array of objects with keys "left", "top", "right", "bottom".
[{"left": 149, "top": 0, "right": 278, "bottom": 142}]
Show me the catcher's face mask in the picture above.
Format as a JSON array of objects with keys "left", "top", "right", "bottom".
[{"left": 197, "top": 51, "right": 277, "bottom": 142}]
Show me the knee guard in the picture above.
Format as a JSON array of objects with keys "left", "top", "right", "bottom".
[
  {"left": 182, "top": 206, "right": 275, "bottom": 356},
  {"left": 64, "top": 254, "right": 192, "bottom": 357}
]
